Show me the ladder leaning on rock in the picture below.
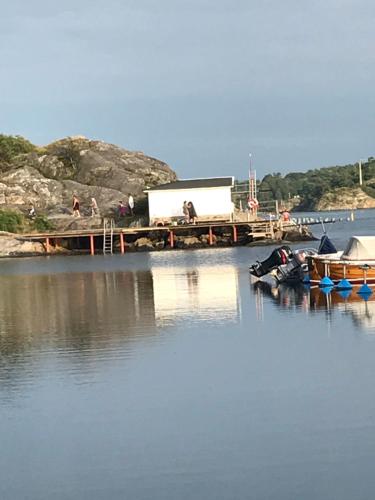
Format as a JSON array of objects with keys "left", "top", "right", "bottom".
[{"left": 103, "top": 218, "right": 114, "bottom": 255}]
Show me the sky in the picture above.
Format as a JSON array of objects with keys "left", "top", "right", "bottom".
[{"left": 0, "top": 0, "right": 374, "bottom": 180}]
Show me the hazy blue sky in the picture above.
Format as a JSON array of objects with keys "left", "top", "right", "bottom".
[{"left": 1, "top": 0, "right": 374, "bottom": 179}]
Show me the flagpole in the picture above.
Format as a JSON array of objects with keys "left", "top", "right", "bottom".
[
  {"left": 254, "top": 168, "right": 257, "bottom": 200},
  {"left": 249, "top": 153, "right": 252, "bottom": 199}
]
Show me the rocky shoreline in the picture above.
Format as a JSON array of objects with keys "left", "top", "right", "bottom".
[
  {"left": 0, "top": 232, "right": 46, "bottom": 257},
  {"left": 0, "top": 225, "right": 316, "bottom": 258},
  {"left": 316, "top": 187, "right": 375, "bottom": 211}
]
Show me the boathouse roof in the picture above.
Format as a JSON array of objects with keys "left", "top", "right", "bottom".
[{"left": 145, "top": 177, "right": 234, "bottom": 191}]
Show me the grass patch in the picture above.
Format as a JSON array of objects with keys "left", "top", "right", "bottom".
[
  {"left": 0, "top": 209, "right": 24, "bottom": 233},
  {"left": 0, "top": 209, "right": 55, "bottom": 233},
  {"left": 32, "top": 215, "right": 54, "bottom": 232}
]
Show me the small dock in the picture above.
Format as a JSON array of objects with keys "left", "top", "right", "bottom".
[{"left": 21, "top": 218, "right": 336, "bottom": 255}]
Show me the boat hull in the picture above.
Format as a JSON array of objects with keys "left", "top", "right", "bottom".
[{"left": 308, "top": 256, "right": 375, "bottom": 284}]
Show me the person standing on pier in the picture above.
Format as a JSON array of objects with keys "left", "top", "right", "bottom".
[
  {"left": 128, "top": 194, "right": 134, "bottom": 216},
  {"left": 281, "top": 209, "right": 290, "bottom": 222},
  {"left": 187, "top": 201, "right": 197, "bottom": 224},
  {"left": 182, "top": 201, "right": 189, "bottom": 224},
  {"left": 72, "top": 195, "right": 80, "bottom": 217}
]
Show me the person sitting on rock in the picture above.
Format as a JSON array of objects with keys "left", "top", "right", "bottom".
[{"left": 28, "top": 204, "right": 36, "bottom": 219}]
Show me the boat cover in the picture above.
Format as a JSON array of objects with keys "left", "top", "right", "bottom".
[
  {"left": 341, "top": 236, "right": 375, "bottom": 261},
  {"left": 318, "top": 235, "right": 337, "bottom": 254}
]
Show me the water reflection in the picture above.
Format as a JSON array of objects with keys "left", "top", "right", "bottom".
[
  {"left": 0, "top": 265, "right": 240, "bottom": 396},
  {"left": 252, "top": 281, "right": 375, "bottom": 333},
  {"left": 152, "top": 265, "right": 240, "bottom": 325}
]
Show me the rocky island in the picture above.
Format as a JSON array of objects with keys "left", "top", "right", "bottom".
[
  {"left": 0, "top": 135, "right": 177, "bottom": 218},
  {"left": 259, "top": 157, "right": 375, "bottom": 211},
  {"left": 0, "top": 134, "right": 181, "bottom": 255},
  {"left": 316, "top": 187, "right": 375, "bottom": 211},
  {"left": 0, "top": 134, "right": 322, "bottom": 256}
]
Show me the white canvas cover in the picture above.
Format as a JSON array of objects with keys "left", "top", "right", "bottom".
[{"left": 341, "top": 236, "right": 375, "bottom": 261}]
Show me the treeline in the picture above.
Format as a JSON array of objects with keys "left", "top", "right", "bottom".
[
  {"left": 258, "top": 158, "right": 375, "bottom": 209},
  {"left": 2, "top": 134, "right": 375, "bottom": 211}
]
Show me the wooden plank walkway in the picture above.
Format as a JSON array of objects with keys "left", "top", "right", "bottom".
[
  {"left": 22, "top": 220, "right": 263, "bottom": 239},
  {"left": 18, "top": 218, "right": 336, "bottom": 255}
]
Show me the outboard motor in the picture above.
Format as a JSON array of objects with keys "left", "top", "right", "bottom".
[{"left": 249, "top": 246, "right": 293, "bottom": 278}]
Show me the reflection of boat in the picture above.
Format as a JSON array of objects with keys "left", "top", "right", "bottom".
[
  {"left": 308, "top": 236, "right": 375, "bottom": 285},
  {"left": 252, "top": 281, "right": 375, "bottom": 332}
]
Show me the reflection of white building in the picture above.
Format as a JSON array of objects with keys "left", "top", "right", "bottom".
[
  {"left": 151, "top": 265, "right": 240, "bottom": 326},
  {"left": 145, "top": 177, "right": 234, "bottom": 225}
]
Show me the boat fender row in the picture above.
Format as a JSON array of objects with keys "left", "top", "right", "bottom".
[{"left": 304, "top": 274, "right": 373, "bottom": 295}]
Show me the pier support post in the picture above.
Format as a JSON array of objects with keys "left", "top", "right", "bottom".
[
  {"left": 120, "top": 232, "right": 125, "bottom": 254},
  {"left": 233, "top": 225, "right": 237, "bottom": 243},
  {"left": 90, "top": 235, "right": 95, "bottom": 255},
  {"left": 270, "top": 221, "right": 274, "bottom": 239},
  {"left": 169, "top": 230, "right": 174, "bottom": 248},
  {"left": 209, "top": 226, "right": 213, "bottom": 245},
  {"left": 45, "top": 237, "right": 50, "bottom": 253}
]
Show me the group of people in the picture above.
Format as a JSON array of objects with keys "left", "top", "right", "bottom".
[
  {"left": 72, "top": 195, "right": 97, "bottom": 217},
  {"left": 72, "top": 195, "right": 92, "bottom": 217},
  {"left": 71, "top": 194, "right": 135, "bottom": 218},
  {"left": 182, "top": 201, "right": 197, "bottom": 224}
]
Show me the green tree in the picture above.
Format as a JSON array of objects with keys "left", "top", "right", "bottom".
[{"left": 0, "top": 134, "right": 36, "bottom": 164}]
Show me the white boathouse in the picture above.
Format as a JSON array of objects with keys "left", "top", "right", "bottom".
[{"left": 145, "top": 177, "right": 234, "bottom": 225}]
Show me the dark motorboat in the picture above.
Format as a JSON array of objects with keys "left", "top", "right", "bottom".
[
  {"left": 249, "top": 246, "right": 311, "bottom": 283},
  {"left": 249, "top": 235, "right": 337, "bottom": 284}
]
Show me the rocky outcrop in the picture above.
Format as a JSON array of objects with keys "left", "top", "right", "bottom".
[
  {"left": 0, "top": 233, "right": 45, "bottom": 256},
  {"left": 0, "top": 136, "right": 177, "bottom": 217},
  {"left": 175, "top": 236, "right": 202, "bottom": 249},
  {"left": 282, "top": 225, "right": 316, "bottom": 242},
  {"left": 134, "top": 237, "right": 155, "bottom": 251},
  {"left": 316, "top": 187, "right": 375, "bottom": 211}
]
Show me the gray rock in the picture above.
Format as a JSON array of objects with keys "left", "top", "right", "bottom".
[
  {"left": 154, "top": 240, "right": 165, "bottom": 250},
  {"left": 134, "top": 237, "right": 154, "bottom": 251},
  {"left": 0, "top": 136, "right": 177, "bottom": 218},
  {"left": 0, "top": 233, "right": 45, "bottom": 256},
  {"left": 176, "top": 236, "right": 201, "bottom": 248}
]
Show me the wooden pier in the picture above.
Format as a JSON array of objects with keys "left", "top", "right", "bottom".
[{"left": 21, "top": 218, "right": 336, "bottom": 255}]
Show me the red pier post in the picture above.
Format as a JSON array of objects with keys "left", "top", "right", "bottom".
[
  {"left": 45, "top": 237, "right": 50, "bottom": 253},
  {"left": 89, "top": 235, "right": 95, "bottom": 255},
  {"left": 120, "top": 232, "right": 125, "bottom": 254},
  {"left": 233, "top": 225, "right": 237, "bottom": 243},
  {"left": 169, "top": 230, "right": 174, "bottom": 248},
  {"left": 209, "top": 226, "right": 213, "bottom": 245}
]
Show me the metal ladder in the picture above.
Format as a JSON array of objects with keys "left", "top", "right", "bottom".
[{"left": 103, "top": 218, "right": 114, "bottom": 255}]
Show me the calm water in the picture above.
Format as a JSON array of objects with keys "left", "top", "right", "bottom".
[{"left": 2, "top": 210, "right": 375, "bottom": 500}]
